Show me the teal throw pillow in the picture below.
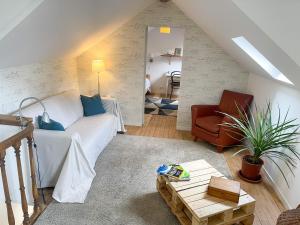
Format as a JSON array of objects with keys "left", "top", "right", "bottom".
[
  {"left": 38, "top": 116, "right": 65, "bottom": 131},
  {"left": 80, "top": 94, "right": 106, "bottom": 116}
]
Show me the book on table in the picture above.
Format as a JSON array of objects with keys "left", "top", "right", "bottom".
[{"left": 208, "top": 176, "right": 241, "bottom": 203}]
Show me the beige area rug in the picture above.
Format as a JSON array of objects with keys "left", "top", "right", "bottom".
[{"left": 35, "top": 135, "right": 231, "bottom": 225}]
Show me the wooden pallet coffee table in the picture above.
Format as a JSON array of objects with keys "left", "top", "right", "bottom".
[{"left": 157, "top": 159, "right": 256, "bottom": 225}]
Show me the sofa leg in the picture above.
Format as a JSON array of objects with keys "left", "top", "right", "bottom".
[
  {"left": 216, "top": 146, "right": 223, "bottom": 152},
  {"left": 193, "top": 136, "right": 198, "bottom": 142}
]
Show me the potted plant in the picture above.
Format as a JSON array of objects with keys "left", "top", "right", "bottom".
[{"left": 222, "top": 103, "right": 300, "bottom": 185}]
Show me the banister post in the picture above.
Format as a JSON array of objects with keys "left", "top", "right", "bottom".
[
  {"left": 27, "top": 134, "right": 41, "bottom": 214},
  {"left": 0, "top": 151, "right": 15, "bottom": 225},
  {"left": 13, "top": 142, "right": 30, "bottom": 225}
]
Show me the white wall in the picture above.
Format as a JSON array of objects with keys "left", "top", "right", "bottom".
[
  {"left": 146, "top": 27, "right": 184, "bottom": 95},
  {"left": 248, "top": 73, "right": 300, "bottom": 209},
  {"left": 78, "top": 1, "right": 248, "bottom": 127},
  {"left": 0, "top": 58, "right": 78, "bottom": 114}
]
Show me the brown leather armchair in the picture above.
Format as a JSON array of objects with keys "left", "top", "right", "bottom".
[{"left": 191, "top": 90, "right": 253, "bottom": 152}]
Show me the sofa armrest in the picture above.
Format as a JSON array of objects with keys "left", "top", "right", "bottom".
[
  {"left": 101, "top": 97, "right": 126, "bottom": 133},
  {"left": 297, "top": 204, "right": 300, "bottom": 209},
  {"left": 32, "top": 129, "right": 74, "bottom": 188},
  {"left": 33, "top": 129, "right": 73, "bottom": 152},
  {"left": 101, "top": 97, "right": 117, "bottom": 115},
  {"left": 191, "top": 105, "right": 219, "bottom": 125},
  {"left": 34, "top": 129, "right": 72, "bottom": 140}
]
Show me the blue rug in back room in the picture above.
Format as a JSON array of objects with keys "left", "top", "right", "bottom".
[{"left": 144, "top": 96, "right": 178, "bottom": 117}]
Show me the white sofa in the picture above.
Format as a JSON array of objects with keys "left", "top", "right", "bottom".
[{"left": 20, "top": 89, "right": 121, "bottom": 203}]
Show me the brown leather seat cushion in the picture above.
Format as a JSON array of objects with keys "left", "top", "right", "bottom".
[{"left": 195, "top": 116, "right": 223, "bottom": 134}]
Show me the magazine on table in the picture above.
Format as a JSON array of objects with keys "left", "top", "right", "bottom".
[{"left": 157, "top": 164, "right": 190, "bottom": 181}]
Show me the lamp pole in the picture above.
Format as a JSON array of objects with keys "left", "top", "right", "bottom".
[
  {"left": 92, "top": 59, "right": 105, "bottom": 96},
  {"left": 18, "top": 97, "right": 51, "bottom": 127},
  {"left": 98, "top": 72, "right": 100, "bottom": 95}
]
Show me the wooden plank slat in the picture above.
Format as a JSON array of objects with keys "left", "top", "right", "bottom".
[
  {"left": 189, "top": 195, "right": 231, "bottom": 211},
  {"left": 182, "top": 189, "right": 247, "bottom": 204},
  {"left": 194, "top": 194, "right": 255, "bottom": 220},
  {"left": 171, "top": 169, "right": 220, "bottom": 188},
  {"left": 188, "top": 191, "right": 248, "bottom": 211},
  {"left": 189, "top": 168, "right": 218, "bottom": 178},
  {"left": 180, "top": 160, "right": 212, "bottom": 172},
  {"left": 178, "top": 184, "right": 209, "bottom": 198},
  {"left": 171, "top": 172, "right": 223, "bottom": 189},
  {"left": 183, "top": 192, "right": 209, "bottom": 204},
  {"left": 175, "top": 179, "right": 212, "bottom": 192}
]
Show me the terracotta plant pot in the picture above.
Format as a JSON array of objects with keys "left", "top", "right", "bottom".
[{"left": 241, "top": 155, "right": 264, "bottom": 181}]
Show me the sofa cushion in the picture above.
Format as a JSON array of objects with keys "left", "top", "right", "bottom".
[
  {"left": 195, "top": 116, "right": 223, "bottom": 134},
  {"left": 80, "top": 94, "right": 106, "bottom": 116},
  {"left": 20, "top": 89, "right": 83, "bottom": 129},
  {"left": 65, "top": 113, "right": 116, "bottom": 167}
]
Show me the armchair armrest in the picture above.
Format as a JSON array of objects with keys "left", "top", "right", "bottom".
[
  {"left": 297, "top": 204, "right": 300, "bottom": 209},
  {"left": 191, "top": 105, "right": 219, "bottom": 125},
  {"left": 222, "top": 114, "right": 240, "bottom": 124},
  {"left": 219, "top": 114, "right": 244, "bottom": 141}
]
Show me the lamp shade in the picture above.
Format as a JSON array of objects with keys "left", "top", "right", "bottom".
[{"left": 92, "top": 59, "right": 105, "bottom": 73}]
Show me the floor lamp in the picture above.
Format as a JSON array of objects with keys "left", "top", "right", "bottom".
[{"left": 92, "top": 59, "right": 105, "bottom": 95}]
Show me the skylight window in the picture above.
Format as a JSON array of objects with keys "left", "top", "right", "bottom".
[{"left": 232, "top": 36, "right": 293, "bottom": 85}]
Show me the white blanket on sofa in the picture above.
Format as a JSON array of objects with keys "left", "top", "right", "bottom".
[
  {"left": 19, "top": 90, "right": 123, "bottom": 203},
  {"left": 34, "top": 114, "right": 117, "bottom": 203}
]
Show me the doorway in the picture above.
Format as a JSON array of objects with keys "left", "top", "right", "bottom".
[{"left": 144, "top": 26, "right": 185, "bottom": 121}]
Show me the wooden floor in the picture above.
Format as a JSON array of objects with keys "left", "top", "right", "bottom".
[
  {"left": 126, "top": 114, "right": 285, "bottom": 225},
  {"left": 126, "top": 114, "right": 193, "bottom": 140}
]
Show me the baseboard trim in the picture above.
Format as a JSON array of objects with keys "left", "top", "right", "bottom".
[{"left": 261, "top": 166, "right": 292, "bottom": 209}]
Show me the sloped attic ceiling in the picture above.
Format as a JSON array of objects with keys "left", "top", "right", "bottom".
[
  {"left": 173, "top": 0, "right": 300, "bottom": 88},
  {"left": 1, "top": 0, "right": 300, "bottom": 88},
  {"left": 0, "top": 0, "right": 155, "bottom": 69},
  {"left": 232, "top": 0, "right": 300, "bottom": 68},
  {"left": 0, "top": 0, "right": 43, "bottom": 41}
]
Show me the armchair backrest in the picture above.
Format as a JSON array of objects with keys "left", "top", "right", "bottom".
[
  {"left": 171, "top": 71, "right": 181, "bottom": 83},
  {"left": 219, "top": 90, "right": 253, "bottom": 115}
]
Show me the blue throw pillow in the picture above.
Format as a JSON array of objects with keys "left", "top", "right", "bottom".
[
  {"left": 80, "top": 94, "right": 106, "bottom": 116},
  {"left": 38, "top": 116, "right": 65, "bottom": 131}
]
